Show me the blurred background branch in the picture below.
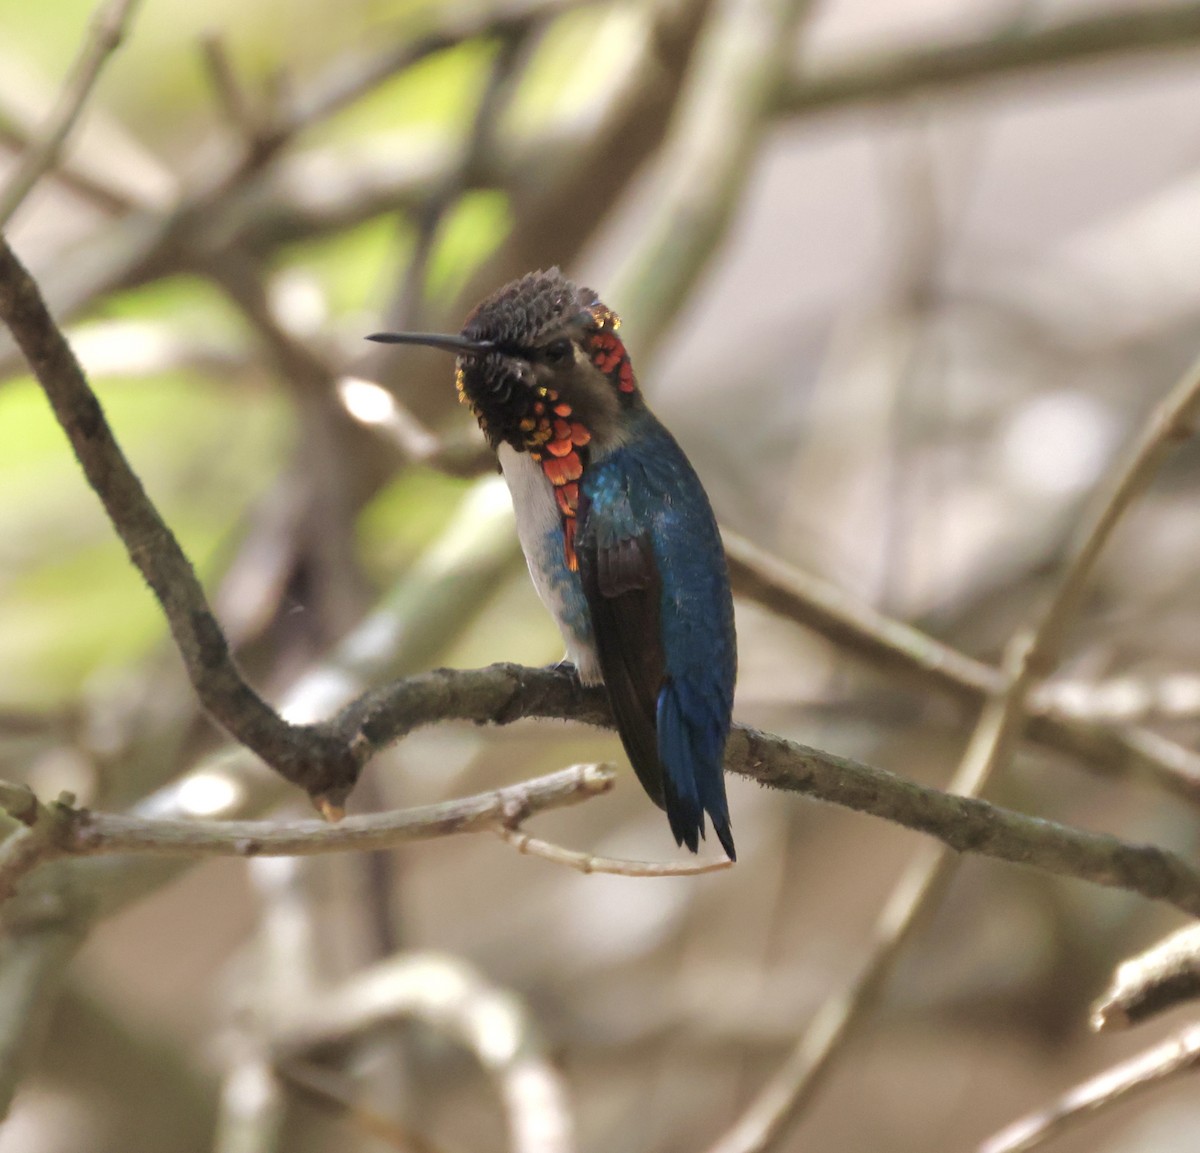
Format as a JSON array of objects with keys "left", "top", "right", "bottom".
[
  {"left": 978, "top": 1022, "right": 1200, "bottom": 1153},
  {"left": 779, "top": 1, "right": 1200, "bottom": 116},
  {"left": 5, "top": 0, "right": 1200, "bottom": 1151},
  {"left": 707, "top": 345, "right": 1200, "bottom": 1153},
  {"left": 0, "top": 0, "right": 143, "bottom": 227},
  {"left": 1092, "top": 922, "right": 1200, "bottom": 1031}
]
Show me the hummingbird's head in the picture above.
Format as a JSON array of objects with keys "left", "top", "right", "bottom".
[{"left": 368, "top": 269, "right": 640, "bottom": 456}]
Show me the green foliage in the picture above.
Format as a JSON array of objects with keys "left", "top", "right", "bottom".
[
  {"left": 510, "top": 3, "right": 646, "bottom": 130},
  {"left": 285, "top": 216, "right": 409, "bottom": 318},
  {"left": 0, "top": 0, "right": 508, "bottom": 147},
  {"left": 306, "top": 32, "right": 500, "bottom": 143},
  {"left": 0, "top": 369, "right": 289, "bottom": 703},
  {"left": 95, "top": 274, "right": 245, "bottom": 338},
  {"left": 356, "top": 465, "right": 474, "bottom": 582},
  {"left": 426, "top": 189, "right": 511, "bottom": 303}
]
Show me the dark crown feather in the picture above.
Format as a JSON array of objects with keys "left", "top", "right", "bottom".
[{"left": 461, "top": 268, "right": 597, "bottom": 348}]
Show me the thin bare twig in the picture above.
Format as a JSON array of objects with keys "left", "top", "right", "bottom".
[
  {"left": 1092, "top": 923, "right": 1200, "bottom": 1030},
  {"left": 0, "top": 0, "right": 143, "bottom": 227},
  {"left": 495, "top": 825, "right": 732, "bottom": 876},
  {"left": 0, "top": 764, "right": 614, "bottom": 893},
  {"left": 978, "top": 1023, "right": 1200, "bottom": 1153},
  {"left": 200, "top": 34, "right": 267, "bottom": 147},
  {"left": 709, "top": 350, "right": 1200, "bottom": 1153}
]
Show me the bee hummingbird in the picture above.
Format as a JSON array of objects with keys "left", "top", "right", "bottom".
[{"left": 368, "top": 269, "right": 736, "bottom": 859}]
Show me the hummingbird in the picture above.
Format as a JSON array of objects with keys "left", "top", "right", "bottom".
[{"left": 368, "top": 269, "right": 736, "bottom": 859}]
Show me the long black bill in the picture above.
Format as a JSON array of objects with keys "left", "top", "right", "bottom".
[{"left": 366, "top": 331, "right": 494, "bottom": 356}]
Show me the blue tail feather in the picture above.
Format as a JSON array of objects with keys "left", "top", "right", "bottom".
[{"left": 657, "top": 680, "right": 735, "bottom": 860}]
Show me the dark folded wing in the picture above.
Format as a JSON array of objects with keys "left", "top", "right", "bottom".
[{"left": 577, "top": 532, "right": 667, "bottom": 809}]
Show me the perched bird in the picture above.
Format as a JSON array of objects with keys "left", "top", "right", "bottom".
[{"left": 368, "top": 269, "right": 736, "bottom": 859}]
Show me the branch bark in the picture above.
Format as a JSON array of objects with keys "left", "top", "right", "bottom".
[
  {"left": 723, "top": 531, "right": 1200, "bottom": 805},
  {"left": 0, "top": 234, "right": 359, "bottom": 807},
  {"left": 4, "top": 666, "right": 1200, "bottom": 915},
  {"left": 2, "top": 762, "right": 612, "bottom": 872}
]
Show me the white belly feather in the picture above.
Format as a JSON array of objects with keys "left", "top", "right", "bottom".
[{"left": 497, "top": 443, "right": 601, "bottom": 682}]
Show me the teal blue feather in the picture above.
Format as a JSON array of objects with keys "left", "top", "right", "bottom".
[{"left": 578, "top": 411, "right": 736, "bottom": 859}]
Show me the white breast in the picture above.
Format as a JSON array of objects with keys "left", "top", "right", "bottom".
[{"left": 497, "top": 443, "right": 600, "bottom": 682}]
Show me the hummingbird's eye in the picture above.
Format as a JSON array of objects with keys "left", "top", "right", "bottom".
[{"left": 541, "top": 339, "right": 573, "bottom": 366}]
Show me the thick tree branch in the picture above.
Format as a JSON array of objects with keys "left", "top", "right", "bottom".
[
  {"left": 3, "top": 666, "right": 1200, "bottom": 914},
  {"left": 724, "top": 531, "right": 1200, "bottom": 805},
  {"left": 727, "top": 722, "right": 1200, "bottom": 916},
  {"left": 0, "top": 234, "right": 360, "bottom": 806}
]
